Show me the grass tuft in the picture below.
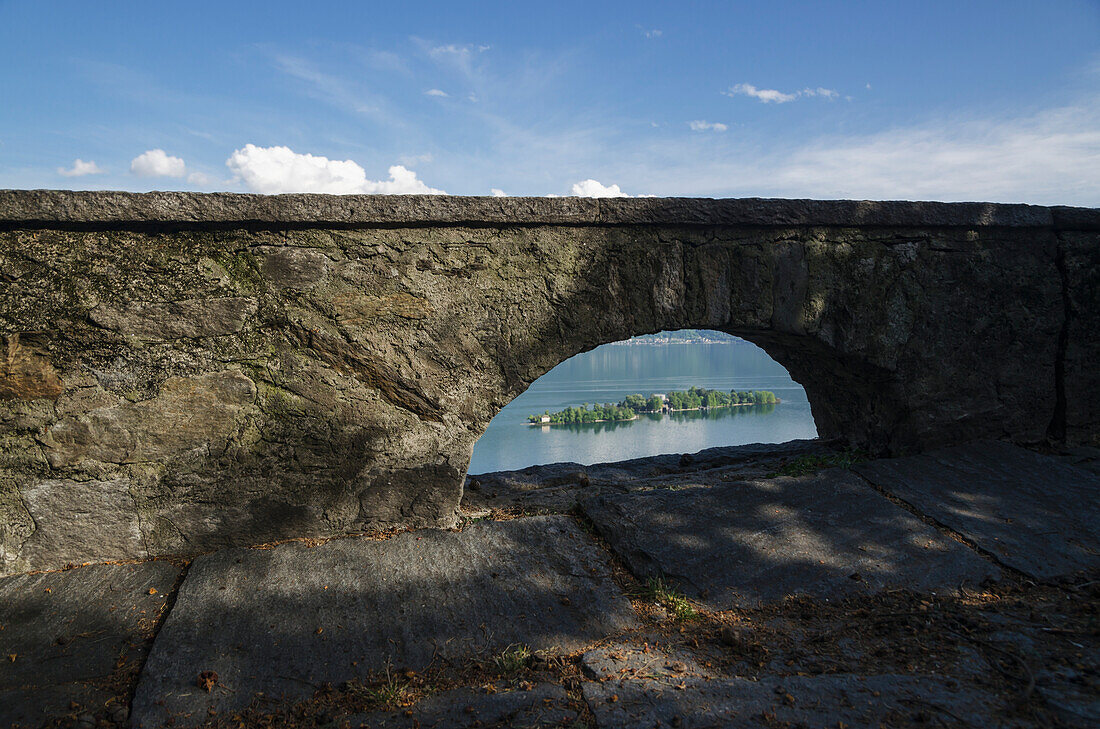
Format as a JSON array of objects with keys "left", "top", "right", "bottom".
[
  {"left": 493, "top": 643, "right": 532, "bottom": 674},
  {"left": 353, "top": 664, "right": 410, "bottom": 708},
  {"left": 635, "top": 577, "right": 700, "bottom": 622},
  {"left": 768, "top": 450, "right": 869, "bottom": 478}
]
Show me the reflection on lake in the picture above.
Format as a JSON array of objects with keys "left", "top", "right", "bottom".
[{"left": 468, "top": 340, "right": 818, "bottom": 474}]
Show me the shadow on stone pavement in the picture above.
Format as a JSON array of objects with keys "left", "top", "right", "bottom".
[{"left": 1, "top": 439, "right": 1097, "bottom": 728}]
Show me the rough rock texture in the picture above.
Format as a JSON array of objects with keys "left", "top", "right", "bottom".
[
  {"left": 0, "top": 560, "right": 181, "bottom": 728},
  {"left": 0, "top": 191, "right": 1096, "bottom": 574},
  {"left": 130, "top": 516, "right": 635, "bottom": 726},
  {"left": 855, "top": 440, "right": 1100, "bottom": 579},
  {"left": 580, "top": 469, "right": 1000, "bottom": 609}
]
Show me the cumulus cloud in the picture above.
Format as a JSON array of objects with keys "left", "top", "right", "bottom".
[
  {"left": 767, "top": 103, "right": 1100, "bottom": 202},
  {"left": 57, "top": 159, "right": 103, "bottom": 177},
  {"left": 490, "top": 188, "right": 507, "bottom": 197},
  {"left": 723, "top": 83, "right": 840, "bottom": 104},
  {"left": 620, "top": 98, "right": 1100, "bottom": 205},
  {"left": 130, "top": 149, "right": 186, "bottom": 177},
  {"left": 424, "top": 88, "right": 449, "bottom": 97},
  {"left": 571, "top": 179, "right": 630, "bottom": 197},
  {"left": 186, "top": 171, "right": 215, "bottom": 186},
  {"left": 225, "top": 144, "right": 445, "bottom": 195},
  {"left": 724, "top": 83, "right": 797, "bottom": 104},
  {"left": 688, "top": 120, "right": 728, "bottom": 132}
]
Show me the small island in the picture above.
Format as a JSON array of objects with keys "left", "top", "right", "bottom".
[{"left": 529, "top": 387, "right": 779, "bottom": 425}]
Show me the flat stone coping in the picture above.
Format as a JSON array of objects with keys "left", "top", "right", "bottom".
[{"left": 2, "top": 189, "right": 1092, "bottom": 229}]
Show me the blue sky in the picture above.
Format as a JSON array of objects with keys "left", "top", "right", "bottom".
[{"left": 2, "top": 0, "right": 1098, "bottom": 203}]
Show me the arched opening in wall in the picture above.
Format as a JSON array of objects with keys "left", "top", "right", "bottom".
[{"left": 467, "top": 330, "right": 819, "bottom": 479}]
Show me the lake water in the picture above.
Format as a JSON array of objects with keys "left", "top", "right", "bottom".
[{"left": 468, "top": 340, "right": 819, "bottom": 474}]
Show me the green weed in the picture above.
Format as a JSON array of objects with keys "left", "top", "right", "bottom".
[
  {"left": 493, "top": 643, "right": 532, "bottom": 674},
  {"left": 768, "top": 450, "right": 869, "bottom": 478},
  {"left": 635, "top": 577, "right": 700, "bottom": 622}
]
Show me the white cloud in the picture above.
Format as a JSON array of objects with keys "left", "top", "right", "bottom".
[
  {"left": 688, "top": 120, "right": 728, "bottom": 132},
  {"left": 130, "top": 149, "right": 186, "bottom": 177},
  {"left": 225, "top": 144, "right": 446, "bottom": 195},
  {"left": 723, "top": 83, "right": 840, "bottom": 104},
  {"left": 571, "top": 179, "right": 630, "bottom": 197},
  {"left": 186, "top": 171, "right": 215, "bottom": 186},
  {"left": 766, "top": 103, "right": 1100, "bottom": 202},
  {"left": 425, "top": 88, "right": 449, "bottom": 97},
  {"left": 491, "top": 188, "right": 507, "bottom": 197},
  {"left": 724, "top": 83, "right": 797, "bottom": 104},
  {"left": 57, "top": 159, "right": 103, "bottom": 177},
  {"left": 644, "top": 29, "right": 662, "bottom": 38},
  {"left": 610, "top": 98, "right": 1100, "bottom": 205}
]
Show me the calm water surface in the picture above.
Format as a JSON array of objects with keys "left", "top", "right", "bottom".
[{"left": 468, "top": 341, "right": 818, "bottom": 474}]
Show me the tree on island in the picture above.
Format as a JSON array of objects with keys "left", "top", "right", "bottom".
[{"left": 530, "top": 388, "right": 779, "bottom": 424}]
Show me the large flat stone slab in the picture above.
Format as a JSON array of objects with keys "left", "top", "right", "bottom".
[
  {"left": 581, "top": 469, "right": 999, "bottom": 609},
  {"left": 855, "top": 440, "right": 1100, "bottom": 579},
  {"left": 131, "top": 516, "right": 636, "bottom": 727},
  {"left": 583, "top": 674, "right": 1000, "bottom": 728},
  {"left": 0, "top": 560, "right": 182, "bottom": 728}
]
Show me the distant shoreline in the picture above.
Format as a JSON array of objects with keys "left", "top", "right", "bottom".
[
  {"left": 607, "top": 339, "right": 743, "bottom": 346},
  {"left": 606, "top": 330, "right": 747, "bottom": 346}
]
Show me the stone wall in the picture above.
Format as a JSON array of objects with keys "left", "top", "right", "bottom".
[{"left": 0, "top": 191, "right": 1096, "bottom": 575}]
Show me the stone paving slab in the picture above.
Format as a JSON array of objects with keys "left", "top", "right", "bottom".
[
  {"left": 131, "top": 516, "right": 636, "bottom": 727},
  {"left": 345, "top": 684, "right": 579, "bottom": 728},
  {"left": 581, "top": 469, "right": 999, "bottom": 610},
  {"left": 0, "top": 560, "right": 182, "bottom": 728},
  {"left": 583, "top": 674, "right": 1002, "bottom": 728},
  {"left": 854, "top": 440, "right": 1100, "bottom": 579}
]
